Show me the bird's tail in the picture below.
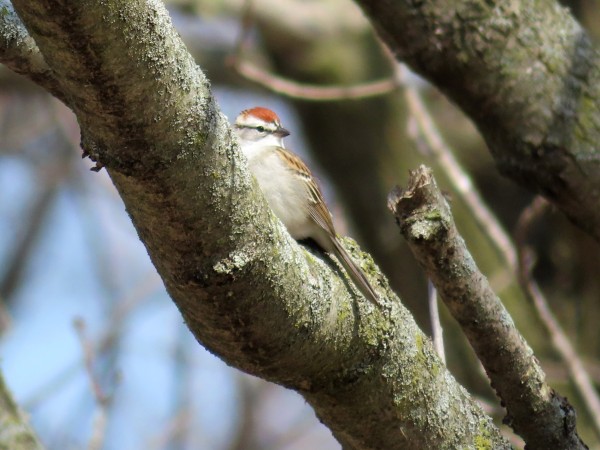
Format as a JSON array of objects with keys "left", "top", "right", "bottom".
[{"left": 331, "top": 238, "right": 381, "bottom": 308}]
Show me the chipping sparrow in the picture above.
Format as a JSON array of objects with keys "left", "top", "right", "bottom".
[{"left": 234, "top": 107, "right": 381, "bottom": 307}]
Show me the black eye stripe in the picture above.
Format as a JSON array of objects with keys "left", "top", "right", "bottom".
[{"left": 237, "top": 124, "right": 275, "bottom": 132}]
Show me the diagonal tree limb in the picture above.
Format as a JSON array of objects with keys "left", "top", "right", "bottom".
[
  {"left": 356, "top": 0, "right": 600, "bottom": 243},
  {"left": 0, "top": 0, "right": 66, "bottom": 104},
  {"left": 388, "top": 165, "right": 586, "bottom": 449},
  {"left": 1, "top": 1, "right": 511, "bottom": 448}
]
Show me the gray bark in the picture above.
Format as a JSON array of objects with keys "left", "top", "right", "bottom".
[
  {"left": 355, "top": 0, "right": 600, "bottom": 242},
  {"left": 389, "top": 166, "right": 587, "bottom": 450},
  {"left": 0, "top": 1, "right": 510, "bottom": 448},
  {"left": 0, "top": 1, "right": 65, "bottom": 103}
]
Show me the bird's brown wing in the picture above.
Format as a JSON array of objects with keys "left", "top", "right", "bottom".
[
  {"left": 275, "top": 148, "right": 381, "bottom": 307},
  {"left": 275, "top": 147, "right": 336, "bottom": 236}
]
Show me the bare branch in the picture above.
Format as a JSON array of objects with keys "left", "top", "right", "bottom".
[
  {"left": 231, "top": 58, "right": 399, "bottom": 101},
  {"left": 427, "top": 282, "right": 445, "bottom": 364},
  {"left": 148, "top": 410, "right": 192, "bottom": 450},
  {"left": 228, "top": 2, "right": 399, "bottom": 101},
  {"left": 24, "top": 274, "right": 156, "bottom": 411},
  {"left": 388, "top": 165, "right": 586, "bottom": 449},
  {"left": 73, "top": 318, "right": 113, "bottom": 450},
  {"left": 515, "top": 197, "right": 600, "bottom": 440}
]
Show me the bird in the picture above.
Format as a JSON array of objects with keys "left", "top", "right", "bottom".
[{"left": 234, "top": 106, "right": 381, "bottom": 308}]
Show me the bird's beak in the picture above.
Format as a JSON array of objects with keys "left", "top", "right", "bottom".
[{"left": 274, "top": 127, "right": 290, "bottom": 138}]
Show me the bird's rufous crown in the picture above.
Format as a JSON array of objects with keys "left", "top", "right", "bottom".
[{"left": 240, "top": 107, "right": 281, "bottom": 124}]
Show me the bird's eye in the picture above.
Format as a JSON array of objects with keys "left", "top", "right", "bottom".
[{"left": 256, "top": 126, "right": 265, "bottom": 132}]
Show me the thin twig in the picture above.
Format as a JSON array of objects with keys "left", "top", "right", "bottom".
[
  {"left": 233, "top": 0, "right": 256, "bottom": 59},
  {"left": 24, "top": 274, "right": 159, "bottom": 410},
  {"left": 228, "top": 0, "right": 399, "bottom": 101},
  {"left": 427, "top": 281, "right": 445, "bottom": 364},
  {"left": 231, "top": 59, "right": 399, "bottom": 101},
  {"left": 0, "top": 137, "right": 71, "bottom": 305},
  {"left": 148, "top": 410, "right": 193, "bottom": 450},
  {"left": 73, "top": 318, "right": 112, "bottom": 450},
  {"left": 515, "top": 197, "right": 600, "bottom": 440},
  {"left": 166, "top": 326, "right": 193, "bottom": 450},
  {"left": 394, "top": 62, "right": 517, "bottom": 271}
]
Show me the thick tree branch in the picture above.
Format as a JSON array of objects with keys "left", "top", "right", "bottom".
[
  {"left": 356, "top": 0, "right": 600, "bottom": 242},
  {"left": 0, "top": 0, "right": 66, "bottom": 103},
  {"left": 0, "top": 1, "right": 512, "bottom": 448},
  {"left": 388, "top": 165, "right": 586, "bottom": 449}
]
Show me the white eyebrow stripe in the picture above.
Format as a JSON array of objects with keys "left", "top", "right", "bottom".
[{"left": 236, "top": 116, "right": 279, "bottom": 131}]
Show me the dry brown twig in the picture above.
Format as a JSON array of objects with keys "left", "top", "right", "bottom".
[
  {"left": 0, "top": 100, "right": 74, "bottom": 317},
  {"left": 514, "top": 197, "right": 600, "bottom": 440},
  {"left": 230, "top": 59, "right": 399, "bottom": 101},
  {"left": 228, "top": 0, "right": 400, "bottom": 101}
]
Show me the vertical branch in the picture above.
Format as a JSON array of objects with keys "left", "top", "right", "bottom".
[
  {"left": 73, "top": 318, "right": 113, "bottom": 450},
  {"left": 227, "top": 376, "right": 259, "bottom": 450},
  {"left": 427, "top": 282, "right": 445, "bottom": 364},
  {"left": 168, "top": 326, "right": 192, "bottom": 450}
]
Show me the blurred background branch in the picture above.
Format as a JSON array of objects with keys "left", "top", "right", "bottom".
[{"left": 515, "top": 197, "right": 600, "bottom": 440}]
